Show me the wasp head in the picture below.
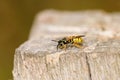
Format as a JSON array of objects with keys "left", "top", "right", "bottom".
[
  {"left": 52, "top": 38, "right": 67, "bottom": 50},
  {"left": 57, "top": 39, "right": 67, "bottom": 50}
]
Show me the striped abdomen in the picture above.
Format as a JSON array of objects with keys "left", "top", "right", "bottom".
[{"left": 73, "top": 37, "right": 83, "bottom": 44}]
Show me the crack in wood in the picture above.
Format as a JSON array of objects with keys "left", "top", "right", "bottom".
[{"left": 86, "top": 54, "right": 92, "bottom": 80}]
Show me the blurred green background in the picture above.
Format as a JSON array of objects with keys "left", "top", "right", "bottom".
[{"left": 0, "top": 0, "right": 120, "bottom": 80}]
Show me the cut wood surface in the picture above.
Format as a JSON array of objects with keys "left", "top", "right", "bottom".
[{"left": 13, "top": 10, "right": 120, "bottom": 80}]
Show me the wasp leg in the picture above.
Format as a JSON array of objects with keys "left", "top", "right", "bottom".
[
  {"left": 57, "top": 45, "right": 59, "bottom": 50},
  {"left": 73, "top": 43, "right": 83, "bottom": 49},
  {"left": 63, "top": 44, "right": 67, "bottom": 51}
]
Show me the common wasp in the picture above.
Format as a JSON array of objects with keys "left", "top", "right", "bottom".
[{"left": 52, "top": 35, "right": 85, "bottom": 50}]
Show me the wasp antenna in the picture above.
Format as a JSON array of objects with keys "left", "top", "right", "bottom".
[{"left": 51, "top": 40, "right": 58, "bottom": 42}]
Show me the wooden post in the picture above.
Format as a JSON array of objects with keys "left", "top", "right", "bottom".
[{"left": 13, "top": 10, "right": 120, "bottom": 80}]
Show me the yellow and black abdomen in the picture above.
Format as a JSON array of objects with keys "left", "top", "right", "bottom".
[{"left": 73, "top": 37, "right": 83, "bottom": 44}]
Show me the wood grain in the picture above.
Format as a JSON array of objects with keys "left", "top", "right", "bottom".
[{"left": 13, "top": 10, "right": 120, "bottom": 80}]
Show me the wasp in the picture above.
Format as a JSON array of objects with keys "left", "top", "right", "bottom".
[{"left": 52, "top": 35, "right": 85, "bottom": 50}]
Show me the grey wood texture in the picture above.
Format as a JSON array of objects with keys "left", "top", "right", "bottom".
[{"left": 13, "top": 10, "right": 120, "bottom": 80}]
